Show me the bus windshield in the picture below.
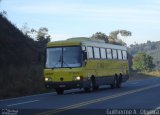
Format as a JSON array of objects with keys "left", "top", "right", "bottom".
[{"left": 45, "top": 46, "right": 82, "bottom": 68}]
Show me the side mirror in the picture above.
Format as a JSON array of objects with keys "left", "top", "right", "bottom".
[
  {"left": 82, "top": 51, "right": 87, "bottom": 66},
  {"left": 83, "top": 51, "right": 87, "bottom": 60}
]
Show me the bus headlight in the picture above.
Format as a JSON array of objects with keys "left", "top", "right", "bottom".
[
  {"left": 45, "top": 77, "right": 52, "bottom": 81},
  {"left": 76, "top": 76, "right": 81, "bottom": 80},
  {"left": 73, "top": 76, "right": 82, "bottom": 81},
  {"left": 45, "top": 78, "right": 49, "bottom": 81}
]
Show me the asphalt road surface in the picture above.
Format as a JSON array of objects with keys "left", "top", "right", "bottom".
[{"left": 1, "top": 77, "right": 160, "bottom": 115}]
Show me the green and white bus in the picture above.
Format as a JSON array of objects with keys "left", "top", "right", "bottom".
[{"left": 44, "top": 39, "right": 129, "bottom": 94}]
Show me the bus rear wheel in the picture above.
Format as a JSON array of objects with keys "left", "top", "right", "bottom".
[
  {"left": 116, "top": 74, "right": 122, "bottom": 88},
  {"left": 110, "top": 76, "right": 118, "bottom": 89},
  {"left": 55, "top": 88, "right": 64, "bottom": 95},
  {"left": 110, "top": 74, "right": 122, "bottom": 89},
  {"left": 110, "top": 74, "right": 119, "bottom": 89}
]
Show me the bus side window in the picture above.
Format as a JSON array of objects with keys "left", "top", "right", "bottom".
[
  {"left": 87, "top": 46, "right": 94, "bottom": 59},
  {"left": 106, "top": 49, "right": 112, "bottom": 59},
  {"left": 122, "top": 51, "right": 127, "bottom": 60},
  {"left": 112, "top": 49, "right": 118, "bottom": 59},
  {"left": 100, "top": 48, "right": 106, "bottom": 59},
  {"left": 82, "top": 46, "right": 86, "bottom": 51},
  {"left": 93, "top": 47, "right": 100, "bottom": 59},
  {"left": 118, "top": 50, "right": 122, "bottom": 60}
]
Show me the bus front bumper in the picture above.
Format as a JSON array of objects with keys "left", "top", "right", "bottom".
[{"left": 45, "top": 81, "right": 86, "bottom": 89}]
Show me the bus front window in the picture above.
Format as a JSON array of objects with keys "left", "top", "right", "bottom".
[
  {"left": 46, "top": 48, "right": 62, "bottom": 68},
  {"left": 45, "top": 46, "right": 82, "bottom": 68},
  {"left": 63, "top": 47, "right": 81, "bottom": 67}
]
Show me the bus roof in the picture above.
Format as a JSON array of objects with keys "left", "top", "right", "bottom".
[
  {"left": 47, "top": 39, "right": 127, "bottom": 51},
  {"left": 47, "top": 40, "right": 81, "bottom": 47}
]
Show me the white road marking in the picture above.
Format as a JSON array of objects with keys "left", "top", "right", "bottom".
[
  {"left": 38, "top": 84, "right": 160, "bottom": 115},
  {"left": 156, "top": 106, "right": 160, "bottom": 109},
  {"left": 0, "top": 92, "right": 54, "bottom": 101},
  {"left": 7, "top": 100, "right": 39, "bottom": 107}
]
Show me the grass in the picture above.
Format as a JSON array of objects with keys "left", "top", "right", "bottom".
[
  {"left": 127, "top": 70, "right": 160, "bottom": 81},
  {"left": 0, "top": 65, "right": 52, "bottom": 100},
  {"left": 138, "top": 71, "right": 160, "bottom": 77}
]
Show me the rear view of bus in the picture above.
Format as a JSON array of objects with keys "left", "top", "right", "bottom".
[{"left": 44, "top": 39, "right": 129, "bottom": 95}]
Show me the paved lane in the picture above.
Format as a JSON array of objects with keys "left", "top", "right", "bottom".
[{"left": 1, "top": 77, "right": 160, "bottom": 115}]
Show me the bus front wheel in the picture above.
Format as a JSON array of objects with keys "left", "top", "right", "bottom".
[
  {"left": 84, "top": 77, "right": 95, "bottom": 92},
  {"left": 55, "top": 88, "right": 64, "bottom": 95}
]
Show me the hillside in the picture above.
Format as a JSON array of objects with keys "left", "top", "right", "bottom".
[
  {"left": 0, "top": 14, "right": 47, "bottom": 99},
  {"left": 0, "top": 14, "right": 40, "bottom": 67},
  {"left": 128, "top": 41, "right": 160, "bottom": 70}
]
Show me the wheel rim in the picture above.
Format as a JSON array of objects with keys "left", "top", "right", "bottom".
[
  {"left": 114, "top": 77, "right": 117, "bottom": 87},
  {"left": 90, "top": 81, "right": 94, "bottom": 91}
]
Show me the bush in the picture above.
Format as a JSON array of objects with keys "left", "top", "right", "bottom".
[{"left": 0, "top": 65, "right": 50, "bottom": 99}]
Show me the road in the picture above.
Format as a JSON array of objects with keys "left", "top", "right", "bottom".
[{"left": 1, "top": 77, "right": 160, "bottom": 115}]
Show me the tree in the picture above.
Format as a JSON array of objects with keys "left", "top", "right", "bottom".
[
  {"left": 108, "top": 36, "right": 126, "bottom": 45},
  {"left": 119, "top": 30, "right": 132, "bottom": 37},
  {"left": 36, "top": 27, "right": 50, "bottom": 42},
  {"left": 20, "top": 25, "right": 51, "bottom": 43},
  {"left": 0, "top": 1, "right": 6, "bottom": 17},
  {"left": 109, "top": 30, "right": 119, "bottom": 39},
  {"left": 21, "top": 23, "right": 30, "bottom": 36},
  {"left": 132, "top": 52, "right": 155, "bottom": 71},
  {"left": 109, "top": 29, "right": 131, "bottom": 45},
  {"left": 91, "top": 32, "right": 108, "bottom": 43}
]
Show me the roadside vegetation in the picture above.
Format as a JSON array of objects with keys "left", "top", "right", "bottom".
[
  {"left": 129, "top": 41, "right": 160, "bottom": 70},
  {"left": 128, "top": 33, "right": 160, "bottom": 77},
  {"left": 132, "top": 52, "right": 155, "bottom": 72},
  {"left": 0, "top": 65, "right": 47, "bottom": 99},
  {"left": 138, "top": 71, "right": 160, "bottom": 77},
  {"left": 0, "top": 12, "right": 51, "bottom": 99}
]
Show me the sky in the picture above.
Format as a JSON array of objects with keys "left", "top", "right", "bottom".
[{"left": 0, "top": 0, "right": 160, "bottom": 46}]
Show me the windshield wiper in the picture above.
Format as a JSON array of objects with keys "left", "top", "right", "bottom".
[
  {"left": 51, "top": 56, "right": 62, "bottom": 69},
  {"left": 62, "top": 60, "right": 72, "bottom": 69}
]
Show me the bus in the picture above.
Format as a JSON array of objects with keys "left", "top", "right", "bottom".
[{"left": 44, "top": 38, "right": 129, "bottom": 94}]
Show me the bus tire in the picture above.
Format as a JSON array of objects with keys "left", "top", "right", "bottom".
[
  {"left": 110, "top": 76, "right": 117, "bottom": 89},
  {"left": 84, "top": 87, "right": 90, "bottom": 92},
  {"left": 90, "top": 76, "right": 96, "bottom": 91},
  {"left": 117, "top": 74, "right": 122, "bottom": 88},
  {"left": 55, "top": 88, "right": 64, "bottom": 95},
  {"left": 94, "top": 86, "right": 99, "bottom": 90},
  {"left": 84, "top": 76, "right": 95, "bottom": 92}
]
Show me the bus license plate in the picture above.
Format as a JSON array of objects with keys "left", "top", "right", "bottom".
[{"left": 59, "top": 85, "right": 66, "bottom": 87}]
